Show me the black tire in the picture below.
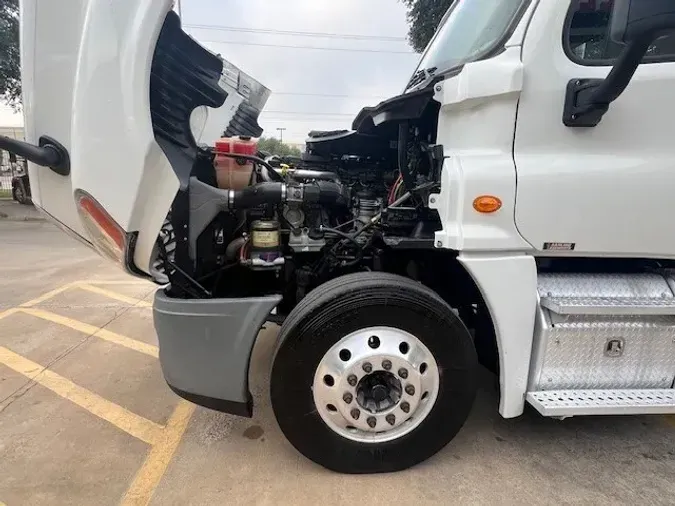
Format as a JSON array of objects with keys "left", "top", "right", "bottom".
[
  {"left": 13, "top": 182, "right": 30, "bottom": 205},
  {"left": 271, "top": 272, "right": 478, "bottom": 474}
]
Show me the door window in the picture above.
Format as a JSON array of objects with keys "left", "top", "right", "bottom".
[{"left": 564, "top": 0, "right": 675, "bottom": 65}]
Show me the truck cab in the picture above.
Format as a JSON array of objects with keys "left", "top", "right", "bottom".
[{"left": 13, "top": 0, "right": 675, "bottom": 474}]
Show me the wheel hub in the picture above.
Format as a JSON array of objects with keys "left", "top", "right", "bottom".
[
  {"left": 312, "top": 326, "right": 440, "bottom": 444},
  {"left": 356, "top": 371, "right": 401, "bottom": 413}
]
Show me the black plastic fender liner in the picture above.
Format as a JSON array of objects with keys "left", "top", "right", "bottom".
[
  {"left": 223, "top": 101, "right": 264, "bottom": 138},
  {"left": 150, "top": 11, "right": 227, "bottom": 187}
]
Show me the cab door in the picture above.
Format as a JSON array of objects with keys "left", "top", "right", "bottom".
[{"left": 514, "top": 0, "right": 675, "bottom": 258}]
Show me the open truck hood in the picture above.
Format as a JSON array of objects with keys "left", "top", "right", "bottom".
[{"left": 20, "top": 0, "right": 269, "bottom": 275}]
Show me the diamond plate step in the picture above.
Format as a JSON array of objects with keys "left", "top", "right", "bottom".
[
  {"left": 527, "top": 389, "right": 675, "bottom": 416},
  {"left": 540, "top": 296, "right": 675, "bottom": 316}
]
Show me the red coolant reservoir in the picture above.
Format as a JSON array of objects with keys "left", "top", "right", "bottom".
[{"left": 214, "top": 136, "right": 258, "bottom": 190}]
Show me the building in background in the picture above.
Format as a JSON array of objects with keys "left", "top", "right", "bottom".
[{"left": 287, "top": 142, "right": 305, "bottom": 153}]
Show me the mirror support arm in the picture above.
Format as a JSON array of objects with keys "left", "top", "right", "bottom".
[
  {"left": 0, "top": 135, "right": 70, "bottom": 176},
  {"left": 563, "top": 35, "right": 654, "bottom": 128}
]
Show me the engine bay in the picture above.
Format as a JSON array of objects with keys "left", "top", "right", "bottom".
[
  {"left": 154, "top": 98, "right": 446, "bottom": 310},
  {"left": 148, "top": 12, "right": 450, "bottom": 315}
]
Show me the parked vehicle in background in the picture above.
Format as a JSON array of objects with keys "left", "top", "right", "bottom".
[{"left": 9, "top": 152, "right": 31, "bottom": 205}]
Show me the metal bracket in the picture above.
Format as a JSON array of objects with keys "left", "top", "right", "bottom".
[{"left": 562, "top": 79, "right": 609, "bottom": 128}]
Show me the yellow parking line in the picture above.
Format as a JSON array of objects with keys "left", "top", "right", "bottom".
[
  {"left": 19, "top": 308, "right": 159, "bottom": 358},
  {"left": 0, "top": 308, "right": 20, "bottom": 321},
  {"left": 121, "top": 400, "right": 195, "bottom": 506},
  {"left": 19, "top": 283, "right": 77, "bottom": 308},
  {"left": 0, "top": 346, "right": 163, "bottom": 444},
  {"left": 77, "top": 283, "right": 153, "bottom": 308}
]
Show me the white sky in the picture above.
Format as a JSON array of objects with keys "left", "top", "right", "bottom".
[
  {"left": 2, "top": 1, "right": 420, "bottom": 143},
  {"left": 0, "top": 104, "right": 23, "bottom": 127},
  {"left": 185, "top": 0, "right": 419, "bottom": 142}
]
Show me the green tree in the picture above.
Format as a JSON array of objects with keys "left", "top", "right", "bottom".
[
  {"left": 402, "top": 0, "right": 454, "bottom": 53},
  {"left": 0, "top": 0, "right": 20, "bottom": 107},
  {"left": 257, "top": 136, "right": 302, "bottom": 157}
]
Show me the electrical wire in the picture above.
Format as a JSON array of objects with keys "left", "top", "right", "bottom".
[
  {"left": 185, "top": 24, "right": 407, "bottom": 42},
  {"left": 200, "top": 39, "right": 416, "bottom": 54},
  {"left": 240, "top": 239, "right": 250, "bottom": 263},
  {"left": 320, "top": 225, "right": 365, "bottom": 271},
  {"left": 334, "top": 218, "right": 357, "bottom": 230},
  {"left": 320, "top": 226, "right": 362, "bottom": 252},
  {"left": 388, "top": 174, "right": 403, "bottom": 205},
  {"left": 395, "top": 179, "right": 405, "bottom": 201},
  {"left": 273, "top": 92, "right": 389, "bottom": 99},
  {"left": 263, "top": 111, "right": 356, "bottom": 117}
]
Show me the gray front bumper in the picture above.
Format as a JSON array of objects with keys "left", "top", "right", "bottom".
[{"left": 153, "top": 290, "right": 282, "bottom": 417}]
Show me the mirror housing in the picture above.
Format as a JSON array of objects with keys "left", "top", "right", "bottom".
[
  {"left": 563, "top": 0, "right": 675, "bottom": 127},
  {"left": 611, "top": 0, "right": 675, "bottom": 45}
]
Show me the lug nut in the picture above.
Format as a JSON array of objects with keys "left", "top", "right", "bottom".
[
  {"left": 343, "top": 392, "right": 353, "bottom": 404},
  {"left": 386, "top": 414, "right": 396, "bottom": 426},
  {"left": 362, "top": 362, "right": 373, "bottom": 373},
  {"left": 398, "top": 368, "right": 408, "bottom": 379},
  {"left": 405, "top": 384, "right": 416, "bottom": 396},
  {"left": 367, "top": 416, "right": 377, "bottom": 428},
  {"left": 347, "top": 374, "right": 358, "bottom": 386},
  {"left": 351, "top": 408, "right": 361, "bottom": 420},
  {"left": 401, "top": 402, "right": 410, "bottom": 413},
  {"left": 382, "top": 360, "right": 392, "bottom": 371}
]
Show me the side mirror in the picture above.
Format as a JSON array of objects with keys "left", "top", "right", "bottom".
[{"left": 563, "top": 0, "right": 675, "bottom": 127}]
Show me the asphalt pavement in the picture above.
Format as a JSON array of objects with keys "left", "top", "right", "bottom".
[{"left": 1, "top": 220, "right": 674, "bottom": 506}]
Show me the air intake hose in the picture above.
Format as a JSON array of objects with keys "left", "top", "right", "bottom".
[{"left": 228, "top": 181, "right": 349, "bottom": 209}]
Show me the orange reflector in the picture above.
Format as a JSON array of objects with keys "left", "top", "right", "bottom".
[
  {"left": 75, "top": 189, "right": 128, "bottom": 264},
  {"left": 473, "top": 195, "right": 502, "bottom": 214}
]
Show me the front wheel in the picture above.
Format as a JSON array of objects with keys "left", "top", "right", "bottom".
[{"left": 270, "top": 272, "right": 478, "bottom": 473}]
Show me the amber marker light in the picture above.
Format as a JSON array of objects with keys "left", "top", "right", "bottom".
[{"left": 473, "top": 195, "right": 502, "bottom": 214}]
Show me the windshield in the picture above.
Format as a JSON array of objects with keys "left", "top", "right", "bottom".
[{"left": 409, "top": 0, "right": 531, "bottom": 88}]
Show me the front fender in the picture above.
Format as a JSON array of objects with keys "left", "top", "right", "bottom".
[
  {"left": 459, "top": 253, "right": 537, "bottom": 418},
  {"left": 153, "top": 290, "right": 281, "bottom": 416}
]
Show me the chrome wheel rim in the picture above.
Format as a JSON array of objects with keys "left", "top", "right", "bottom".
[{"left": 312, "top": 326, "right": 440, "bottom": 443}]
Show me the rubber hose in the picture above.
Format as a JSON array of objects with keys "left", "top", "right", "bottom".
[
  {"left": 302, "top": 181, "right": 350, "bottom": 208},
  {"left": 225, "top": 237, "right": 247, "bottom": 261},
  {"left": 230, "top": 182, "right": 285, "bottom": 208},
  {"left": 230, "top": 181, "right": 349, "bottom": 209}
]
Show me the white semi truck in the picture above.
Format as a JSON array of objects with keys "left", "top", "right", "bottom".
[{"left": 6, "top": 0, "right": 675, "bottom": 474}]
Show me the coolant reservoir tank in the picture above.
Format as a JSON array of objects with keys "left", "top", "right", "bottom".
[{"left": 214, "top": 136, "right": 258, "bottom": 190}]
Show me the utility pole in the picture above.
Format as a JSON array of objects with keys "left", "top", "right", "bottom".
[{"left": 276, "top": 127, "right": 286, "bottom": 144}]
